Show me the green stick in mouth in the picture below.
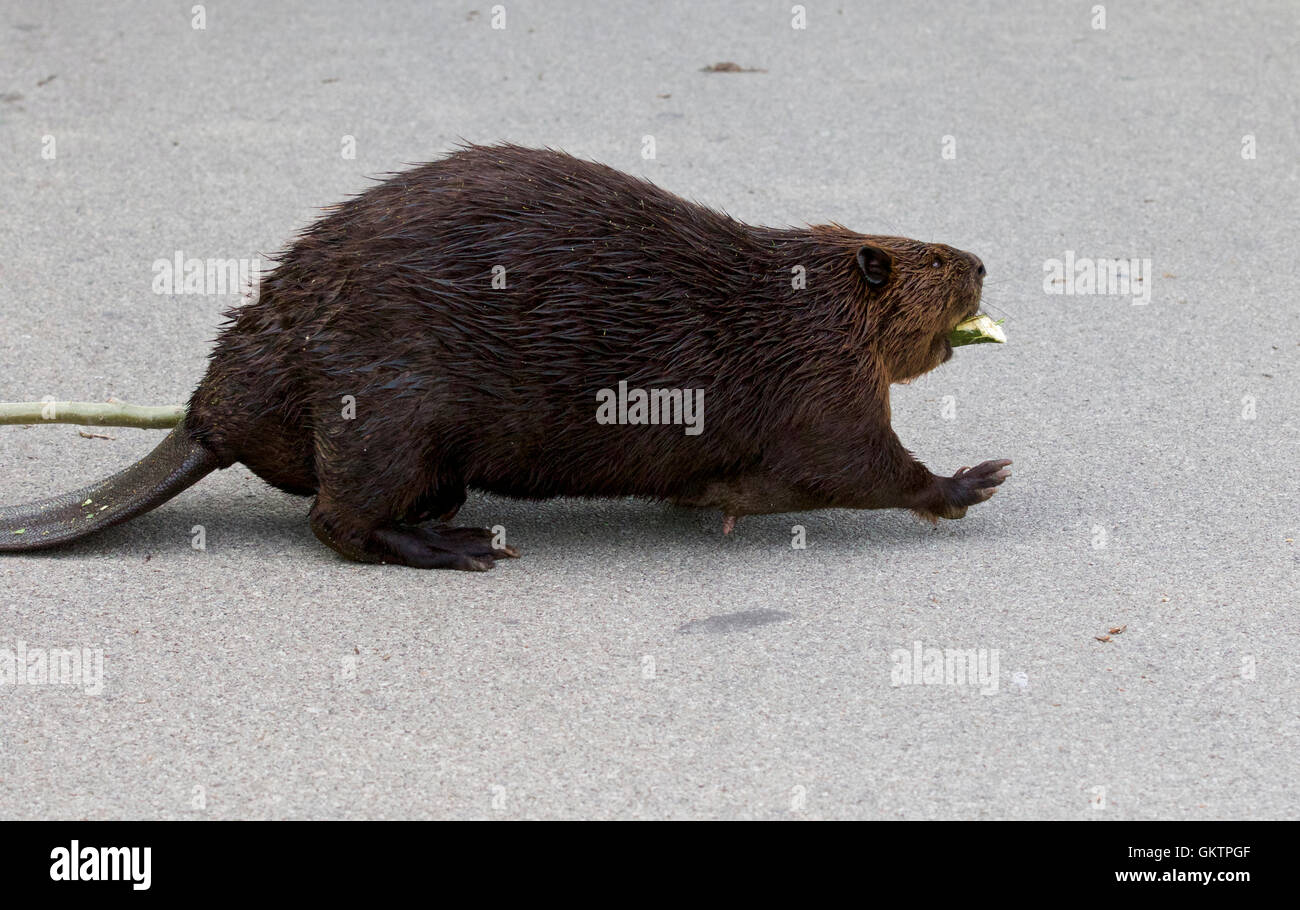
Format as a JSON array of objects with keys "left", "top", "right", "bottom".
[{"left": 948, "top": 314, "right": 1006, "bottom": 347}]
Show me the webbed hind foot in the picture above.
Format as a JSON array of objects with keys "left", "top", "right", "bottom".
[
  {"left": 375, "top": 523, "right": 520, "bottom": 570},
  {"left": 310, "top": 501, "right": 519, "bottom": 570}
]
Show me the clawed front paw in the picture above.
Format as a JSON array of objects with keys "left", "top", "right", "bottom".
[{"left": 938, "top": 458, "right": 1012, "bottom": 519}]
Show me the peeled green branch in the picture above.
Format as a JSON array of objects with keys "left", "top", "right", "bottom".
[
  {"left": 0, "top": 401, "right": 185, "bottom": 429},
  {"left": 948, "top": 314, "right": 1006, "bottom": 347}
]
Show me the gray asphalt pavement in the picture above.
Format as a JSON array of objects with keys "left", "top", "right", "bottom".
[{"left": 1, "top": 0, "right": 1296, "bottom": 819}]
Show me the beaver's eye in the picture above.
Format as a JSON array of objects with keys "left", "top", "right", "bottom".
[{"left": 930, "top": 256, "right": 943, "bottom": 268}]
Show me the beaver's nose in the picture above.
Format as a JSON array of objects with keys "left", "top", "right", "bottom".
[{"left": 969, "top": 253, "right": 986, "bottom": 279}]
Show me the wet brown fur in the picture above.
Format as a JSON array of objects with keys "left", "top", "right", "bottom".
[{"left": 19, "top": 144, "right": 1012, "bottom": 569}]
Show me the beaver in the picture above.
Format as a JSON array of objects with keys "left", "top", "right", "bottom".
[{"left": 0, "top": 143, "right": 1010, "bottom": 570}]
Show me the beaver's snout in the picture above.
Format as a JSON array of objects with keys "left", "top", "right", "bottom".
[
  {"left": 960, "top": 251, "right": 985, "bottom": 322},
  {"left": 957, "top": 249, "right": 985, "bottom": 284}
]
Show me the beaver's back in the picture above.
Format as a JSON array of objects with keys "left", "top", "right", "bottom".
[{"left": 196, "top": 144, "right": 871, "bottom": 500}]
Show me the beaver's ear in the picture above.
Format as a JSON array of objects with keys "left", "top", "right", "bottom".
[{"left": 856, "top": 245, "right": 892, "bottom": 288}]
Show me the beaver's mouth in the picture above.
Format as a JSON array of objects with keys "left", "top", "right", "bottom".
[
  {"left": 937, "top": 303, "right": 980, "bottom": 352},
  {"left": 953, "top": 297, "right": 981, "bottom": 330}
]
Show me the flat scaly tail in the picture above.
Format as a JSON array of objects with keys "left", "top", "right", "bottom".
[{"left": 0, "top": 422, "right": 218, "bottom": 552}]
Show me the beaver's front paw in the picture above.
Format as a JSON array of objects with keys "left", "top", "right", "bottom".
[{"left": 935, "top": 459, "right": 1012, "bottom": 519}]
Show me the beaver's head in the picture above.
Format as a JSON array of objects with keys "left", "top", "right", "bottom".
[{"left": 854, "top": 238, "right": 986, "bottom": 384}]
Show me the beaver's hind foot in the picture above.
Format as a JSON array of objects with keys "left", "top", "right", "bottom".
[{"left": 310, "top": 499, "right": 519, "bottom": 570}]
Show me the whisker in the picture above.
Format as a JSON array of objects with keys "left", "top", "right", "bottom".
[{"left": 977, "top": 299, "right": 1015, "bottom": 320}]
